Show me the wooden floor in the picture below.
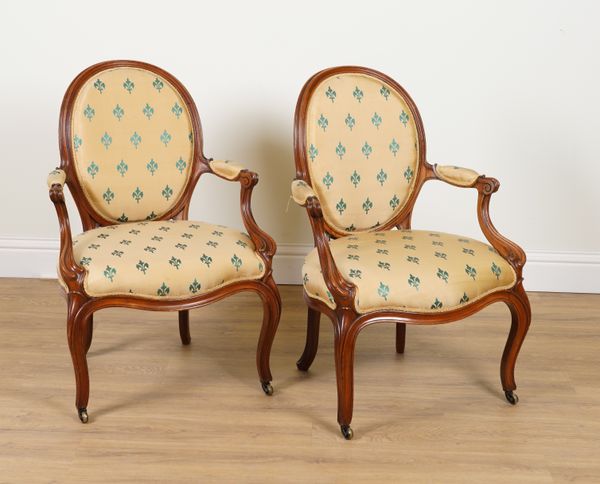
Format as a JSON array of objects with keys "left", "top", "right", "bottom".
[{"left": 0, "top": 279, "right": 599, "bottom": 483}]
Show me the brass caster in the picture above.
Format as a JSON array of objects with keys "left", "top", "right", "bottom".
[
  {"left": 78, "top": 407, "right": 89, "bottom": 423},
  {"left": 261, "top": 381, "right": 274, "bottom": 396},
  {"left": 340, "top": 425, "right": 354, "bottom": 440},
  {"left": 505, "top": 390, "right": 519, "bottom": 405}
]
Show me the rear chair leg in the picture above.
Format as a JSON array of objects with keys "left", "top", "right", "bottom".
[
  {"left": 297, "top": 307, "right": 321, "bottom": 371},
  {"left": 179, "top": 310, "right": 191, "bottom": 345},
  {"left": 395, "top": 323, "right": 406, "bottom": 354}
]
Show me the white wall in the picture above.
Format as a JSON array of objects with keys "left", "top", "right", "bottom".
[{"left": 1, "top": 0, "right": 599, "bottom": 291}]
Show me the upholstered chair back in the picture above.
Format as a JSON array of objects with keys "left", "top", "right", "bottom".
[
  {"left": 300, "top": 70, "right": 422, "bottom": 234},
  {"left": 64, "top": 64, "right": 196, "bottom": 224}
]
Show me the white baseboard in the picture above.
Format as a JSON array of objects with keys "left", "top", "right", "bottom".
[{"left": 0, "top": 237, "right": 598, "bottom": 293}]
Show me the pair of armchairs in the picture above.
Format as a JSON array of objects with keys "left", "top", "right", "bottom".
[{"left": 48, "top": 61, "right": 530, "bottom": 439}]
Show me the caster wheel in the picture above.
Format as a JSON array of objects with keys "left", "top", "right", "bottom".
[
  {"left": 340, "top": 425, "right": 354, "bottom": 440},
  {"left": 78, "top": 407, "right": 89, "bottom": 423},
  {"left": 261, "top": 381, "right": 274, "bottom": 396},
  {"left": 505, "top": 390, "right": 519, "bottom": 405}
]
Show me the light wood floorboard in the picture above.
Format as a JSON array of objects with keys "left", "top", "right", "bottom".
[{"left": 0, "top": 279, "right": 599, "bottom": 483}]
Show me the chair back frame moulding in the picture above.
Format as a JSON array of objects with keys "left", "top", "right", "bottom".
[
  {"left": 50, "top": 60, "right": 281, "bottom": 423},
  {"left": 293, "top": 66, "right": 531, "bottom": 440}
]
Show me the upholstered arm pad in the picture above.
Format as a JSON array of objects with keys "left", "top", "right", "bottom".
[
  {"left": 209, "top": 159, "right": 245, "bottom": 180},
  {"left": 47, "top": 168, "right": 66, "bottom": 188},
  {"left": 291, "top": 179, "right": 318, "bottom": 206},
  {"left": 434, "top": 164, "right": 480, "bottom": 187}
]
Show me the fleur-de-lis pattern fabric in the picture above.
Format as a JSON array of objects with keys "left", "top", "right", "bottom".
[
  {"left": 305, "top": 74, "right": 419, "bottom": 233},
  {"left": 302, "top": 230, "right": 516, "bottom": 313},
  {"left": 71, "top": 68, "right": 194, "bottom": 222},
  {"left": 58, "top": 220, "right": 265, "bottom": 299}
]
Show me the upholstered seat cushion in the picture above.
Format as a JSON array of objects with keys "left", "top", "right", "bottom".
[
  {"left": 61, "top": 220, "right": 265, "bottom": 299},
  {"left": 302, "top": 230, "right": 516, "bottom": 313}
]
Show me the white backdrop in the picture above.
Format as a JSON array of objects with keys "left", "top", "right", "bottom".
[{"left": 1, "top": 0, "right": 598, "bottom": 291}]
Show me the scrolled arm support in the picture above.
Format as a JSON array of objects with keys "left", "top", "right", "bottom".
[
  {"left": 292, "top": 179, "right": 356, "bottom": 309},
  {"left": 47, "top": 168, "right": 86, "bottom": 291}
]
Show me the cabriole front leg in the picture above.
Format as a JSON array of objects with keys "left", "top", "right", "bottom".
[
  {"left": 255, "top": 275, "right": 281, "bottom": 396},
  {"left": 67, "top": 298, "right": 91, "bottom": 423}
]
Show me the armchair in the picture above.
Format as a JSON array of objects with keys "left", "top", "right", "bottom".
[
  {"left": 49, "top": 60, "right": 280, "bottom": 423},
  {"left": 292, "top": 66, "right": 531, "bottom": 439}
]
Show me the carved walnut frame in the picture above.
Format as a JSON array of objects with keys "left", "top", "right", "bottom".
[
  {"left": 293, "top": 66, "right": 531, "bottom": 439},
  {"left": 49, "top": 60, "right": 281, "bottom": 423}
]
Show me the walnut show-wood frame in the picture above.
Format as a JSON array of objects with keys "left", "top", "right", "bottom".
[
  {"left": 293, "top": 66, "right": 531, "bottom": 440},
  {"left": 49, "top": 60, "right": 281, "bottom": 423}
]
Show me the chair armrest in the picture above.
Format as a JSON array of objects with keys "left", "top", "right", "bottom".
[
  {"left": 47, "top": 168, "right": 86, "bottom": 291},
  {"left": 429, "top": 163, "right": 526, "bottom": 279},
  {"left": 291, "top": 179, "right": 357, "bottom": 309},
  {"left": 208, "top": 159, "right": 245, "bottom": 181},
  {"left": 433, "top": 164, "right": 480, "bottom": 187},
  {"left": 207, "top": 160, "right": 276, "bottom": 263}
]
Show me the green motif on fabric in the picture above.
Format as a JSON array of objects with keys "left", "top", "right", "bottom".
[
  {"left": 434, "top": 252, "right": 447, "bottom": 259},
  {"left": 353, "top": 86, "right": 363, "bottom": 102},
  {"left": 350, "top": 170, "right": 361, "bottom": 188},
  {"left": 162, "top": 184, "right": 173, "bottom": 200},
  {"left": 335, "top": 142, "right": 346, "bottom": 159},
  {"left": 189, "top": 279, "right": 201, "bottom": 293},
  {"left": 206, "top": 241, "right": 218, "bottom": 248},
  {"left": 116, "top": 160, "right": 128, "bottom": 177},
  {"left": 113, "top": 104, "right": 125, "bottom": 121},
  {"left": 460, "top": 292, "right": 470, "bottom": 304},
  {"left": 408, "top": 274, "right": 420, "bottom": 290},
  {"left": 101, "top": 132, "right": 112, "bottom": 150},
  {"left": 349, "top": 269, "right": 362, "bottom": 279},
  {"left": 117, "top": 213, "right": 128, "bottom": 223},
  {"left": 73, "top": 135, "right": 82, "bottom": 152},
  {"left": 376, "top": 169, "right": 388, "bottom": 186},
  {"left": 491, "top": 262, "right": 502, "bottom": 279},
  {"left": 308, "top": 144, "right": 318, "bottom": 161},
  {"left": 87, "top": 161, "right": 99, "bottom": 179},
  {"left": 325, "top": 86, "right": 336, "bottom": 102},
  {"left": 83, "top": 104, "right": 95, "bottom": 121},
  {"left": 132, "top": 187, "right": 144, "bottom": 203},
  {"left": 389, "top": 194, "right": 400, "bottom": 210},
  {"left": 317, "top": 114, "right": 328, "bottom": 131},
  {"left": 143, "top": 103, "right": 154, "bottom": 119},
  {"left": 147, "top": 158, "right": 158, "bottom": 175},
  {"left": 378, "top": 282, "right": 389, "bottom": 300},
  {"left": 380, "top": 85, "right": 390, "bottom": 100},
  {"left": 93, "top": 79, "right": 105, "bottom": 94},
  {"left": 176, "top": 157, "right": 187, "bottom": 173},
  {"left": 404, "top": 166, "right": 414, "bottom": 183},
  {"left": 437, "top": 268, "right": 449, "bottom": 283},
  {"left": 371, "top": 112, "right": 382, "bottom": 129},
  {"left": 172, "top": 102, "right": 183, "bottom": 119},
  {"left": 136, "top": 260, "right": 149, "bottom": 274},
  {"left": 144, "top": 246, "right": 157, "bottom": 253},
  {"left": 406, "top": 256, "right": 420, "bottom": 264},
  {"left": 462, "top": 248, "right": 475, "bottom": 256},
  {"left": 345, "top": 113, "right": 355, "bottom": 130},
  {"left": 362, "top": 142, "right": 372, "bottom": 159},
  {"left": 169, "top": 256, "right": 182, "bottom": 270},
  {"left": 103, "top": 265, "right": 116, "bottom": 282},
  {"left": 200, "top": 253, "right": 213, "bottom": 267},
  {"left": 362, "top": 197, "right": 373, "bottom": 214},
  {"left": 160, "top": 130, "right": 172, "bottom": 146},
  {"left": 231, "top": 254, "right": 242, "bottom": 271},
  {"left": 465, "top": 264, "right": 477, "bottom": 280},
  {"left": 130, "top": 131, "right": 142, "bottom": 149},
  {"left": 322, "top": 172, "right": 334, "bottom": 189},
  {"left": 431, "top": 298, "right": 443, "bottom": 310},
  {"left": 103, "top": 188, "right": 114, "bottom": 204},
  {"left": 400, "top": 110, "right": 409, "bottom": 126},
  {"left": 336, "top": 198, "right": 347, "bottom": 215},
  {"left": 236, "top": 239, "right": 248, "bottom": 248},
  {"left": 123, "top": 78, "right": 135, "bottom": 93},
  {"left": 153, "top": 77, "right": 164, "bottom": 92},
  {"left": 157, "top": 282, "right": 170, "bottom": 296},
  {"left": 389, "top": 138, "right": 399, "bottom": 157},
  {"left": 79, "top": 256, "right": 92, "bottom": 266},
  {"left": 347, "top": 254, "right": 360, "bottom": 261},
  {"left": 378, "top": 261, "right": 391, "bottom": 271}
]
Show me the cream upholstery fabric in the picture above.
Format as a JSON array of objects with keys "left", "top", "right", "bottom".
[
  {"left": 71, "top": 67, "right": 194, "bottom": 223},
  {"left": 305, "top": 73, "right": 419, "bottom": 233},
  {"left": 47, "top": 169, "right": 66, "bottom": 188},
  {"left": 303, "top": 230, "right": 516, "bottom": 313},
  {"left": 62, "top": 220, "right": 265, "bottom": 299},
  {"left": 209, "top": 159, "right": 245, "bottom": 180},
  {"left": 435, "top": 165, "right": 480, "bottom": 187},
  {"left": 291, "top": 179, "right": 317, "bottom": 206}
]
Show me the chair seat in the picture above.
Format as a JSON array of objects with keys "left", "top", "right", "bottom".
[
  {"left": 302, "top": 230, "right": 516, "bottom": 313},
  {"left": 63, "top": 220, "right": 265, "bottom": 299}
]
